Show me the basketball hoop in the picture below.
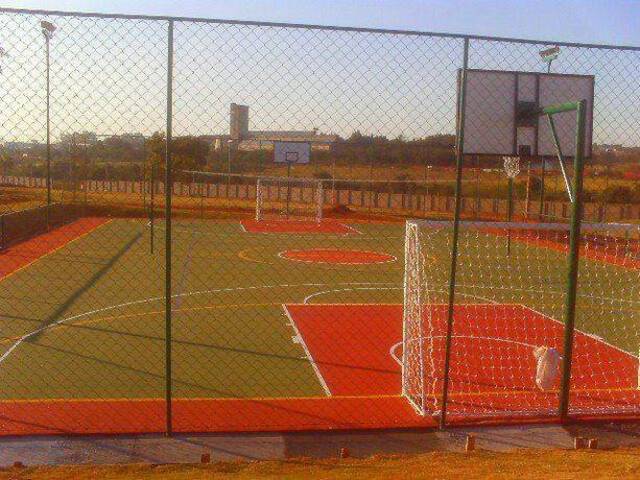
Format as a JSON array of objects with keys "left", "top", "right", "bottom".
[{"left": 503, "top": 156, "right": 521, "bottom": 179}]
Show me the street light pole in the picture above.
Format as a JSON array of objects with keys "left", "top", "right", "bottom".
[{"left": 41, "top": 21, "right": 56, "bottom": 207}]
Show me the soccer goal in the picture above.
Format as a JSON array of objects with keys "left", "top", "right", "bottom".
[
  {"left": 255, "top": 176, "right": 324, "bottom": 223},
  {"left": 402, "top": 219, "right": 640, "bottom": 420}
]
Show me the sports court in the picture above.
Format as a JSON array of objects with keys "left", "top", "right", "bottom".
[
  {"left": 1, "top": 214, "right": 639, "bottom": 436},
  {"left": 1, "top": 8, "right": 640, "bottom": 442}
]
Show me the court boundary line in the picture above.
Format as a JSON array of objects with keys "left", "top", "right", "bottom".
[
  {"left": 282, "top": 304, "right": 332, "bottom": 397},
  {"left": 522, "top": 304, "right": 639, "bottom": 361},
  {"left": 4, "top": 382, "right": 640, "bottom": 405},
  {"left": 303, "top": 287, "right": 401, "bottom": 304},
  {"left": 240, "top": 219, "right": 361, "bottom": 236},
  {"left": 0, "top": 218, "right": 113, "bottom": 284},
  {"left": 0, "top": 393, "right": 399, "bottom": 404},
  {"left": 278, "top": 248, "right": 397, "bottom": 265}
]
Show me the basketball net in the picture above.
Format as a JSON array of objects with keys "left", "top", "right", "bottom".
[{"left": 503, "top": 156, "right": 521, "bottom": 179}]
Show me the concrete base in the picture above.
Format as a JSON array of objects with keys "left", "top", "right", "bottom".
[{"left": 2, "top": 422, "right": 640, "bottom": 466}]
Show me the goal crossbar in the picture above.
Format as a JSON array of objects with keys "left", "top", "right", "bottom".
[{"left": 256, "top": 177, "right": 324, "bottom": 223}]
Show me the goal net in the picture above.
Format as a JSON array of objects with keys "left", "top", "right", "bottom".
[
  {"left": 256, "top": 177, "right": 324, "bottom": 223},
  {"left": 402, "top": 219, "right": 640, "bottom": 421}
]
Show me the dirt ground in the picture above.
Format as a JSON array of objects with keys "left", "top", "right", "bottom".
[{"left": 2, "top": 448, "right": 640, "bottom": 480}]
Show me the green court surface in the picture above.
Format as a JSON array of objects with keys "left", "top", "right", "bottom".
[
  {"left": 0, "top": 217, "right": 638, "bottom": 435},
  {"left": 0, "top": 219, "right": 404, "bottom": 401}
]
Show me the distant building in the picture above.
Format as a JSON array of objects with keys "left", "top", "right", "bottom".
[
  {"left": 230, "top": 103, "right": 249, "bottom": 141},
  {"left": 213, "top": 103, "right": 339, "bottom": 152},
  {"left": 594, "top": 144, "right": 623, "bottom": 154}
]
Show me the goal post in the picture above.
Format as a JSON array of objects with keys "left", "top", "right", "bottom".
[
  {"left": 401, "top": 219, "right": 640, "bottom": 419},
  {"left": 255, "top": 176, "right": 324, "bottom": 223}
]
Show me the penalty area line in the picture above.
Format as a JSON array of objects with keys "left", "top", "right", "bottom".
[{"left": 282, "top": 304, "right": 332, "bottom": 397}]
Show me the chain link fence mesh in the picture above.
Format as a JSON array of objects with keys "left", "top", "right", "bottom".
[{"left": 0, "top": 9, "right": 639, "bottom": 435}]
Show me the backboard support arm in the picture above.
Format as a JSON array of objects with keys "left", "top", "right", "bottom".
[{"left": 546, "top": 114, "right": 575, "bottom": 203}]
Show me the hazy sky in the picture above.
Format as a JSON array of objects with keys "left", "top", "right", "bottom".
[
  {"left": 1, "top": 1, "right": 639, "bottom": 146},
  {"left": 3, "top": 0, "right": 639, "bottom": 47}
]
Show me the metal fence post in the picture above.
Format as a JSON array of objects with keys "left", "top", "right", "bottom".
[
  {"left": 150, "top": 161, "right": 155, "bottom": 254},
  {"left": 439, "top": 37, "right": 469, "bottom": 430},
  {"left": 164, "top": 19, "right": 174, "bottom": 437}
]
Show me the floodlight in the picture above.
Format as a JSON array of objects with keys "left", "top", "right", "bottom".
[{"left": 41, "top": 21, "right": 56, "bottom": 40}]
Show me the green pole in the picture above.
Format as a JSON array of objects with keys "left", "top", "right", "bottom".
[
  {"left": 475, "top": 155, "right": 480, "bottom": 220},
  {"left": 558, "top": 99, "right": 587, "bottom": 422},
  {"left": 439, "top": 37, "right": 469, "bottom": 430},
  {"left": 164, "top": 19, "right": 174, "bottom": 437},
  {"left": 539, "top": 157, "right": 545, "bottom": 218},
  {"left": 199, "top": 172, "right": 204, "bottom": 220},
  {"left": 150, "top": 161, "right": 155, "bottom": 254},
  {"left": 507, "top": 177, "right": 513, "bottom": 255},
  {"left": 286, "top": 160, "right": 292, "bottom": 218}
]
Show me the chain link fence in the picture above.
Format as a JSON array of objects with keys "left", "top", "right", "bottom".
[{"left": 0, "top": 8, "right": 639, "bottom": 435}]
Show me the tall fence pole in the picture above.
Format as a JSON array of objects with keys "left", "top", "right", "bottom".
[
  {"left": 558, "top": 99, "right": 587, "bottom": 421},
  {"left": 439, "top": 37, "right": 469, "bottom": 430},
  {"left": 539, "top": 156, "right": 546, "bottom": 218},
  {"left": 150, "top": 161, "right": 155, "bottom": 254},
  {"left": 164, "top": 19, "right": 174, "bottom": 437}
]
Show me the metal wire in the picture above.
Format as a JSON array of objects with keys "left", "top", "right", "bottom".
[{"left": 0, "top": 8, "right": 638, "bottom": 437}]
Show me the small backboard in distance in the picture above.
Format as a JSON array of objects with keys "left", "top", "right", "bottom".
[{"left": 274, "top": 141, "right": 311, "bottom": 164}]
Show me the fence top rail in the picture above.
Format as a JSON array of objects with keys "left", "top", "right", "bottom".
[
  {"left": 1, "top": 7, "right": 639, "bottom": 52},
  {"left": 407, "top": 219, "right": 640, "bottom": 233}
]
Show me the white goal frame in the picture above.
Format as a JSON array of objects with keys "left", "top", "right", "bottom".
[
  {"left": 402, "top": 219, "right": 640, "bottom": 418},
  {"left": 255, "top": 177, "right": 324, "bottom": 223}
]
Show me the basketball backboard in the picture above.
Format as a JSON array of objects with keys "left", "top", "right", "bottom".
[
  {"left": 274, "top": 141, "right": 311, "bottom": 164},
  {"left": 458, "top": 69, "right": 594, "bottom": 157}
]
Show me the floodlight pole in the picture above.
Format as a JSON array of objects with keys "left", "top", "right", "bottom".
[
  {"left": 45, "top": 31, "right": 50, "bottom": 206},
  {"left": 440, "top": 37, "right": 469, "bottom": 430},
  {"left": 42, "top": 22, "right": 55, "bottom": 210}
]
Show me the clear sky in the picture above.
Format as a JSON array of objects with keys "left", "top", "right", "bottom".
[
  {"left": 1, "top": 1, "right": 639, "bottom": 146},
  {"left": 2, "top": 0, "right": 639, "bottom": 47}
]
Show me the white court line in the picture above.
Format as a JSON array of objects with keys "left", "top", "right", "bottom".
[
  {"left": 151, "top": 219, "right": 400, "bottom": 241},
  {"left": 278, "top": 249, "right": 397, "bottom": 265},
  {"left": 389, "top": 333, "right": 545, "bottom": 369},
  {"left": 521, "top": 304, "right": 639, "bottom": 361},
  {"left": 0, "top": 282, "right": 395, "bottom": 367},
  {"left": 282, "top": 304, "right": 332, "bottom": 397},
  {"left": 304, "top": 287, "right": 400, "bottom": 304},
  {"left": 303, "top": 286, "right": 499, "bottom": 306},
  {"left": 341, "top": 222, "right": 363, "bottom": 235},
  {"left": 239, "top": 220, "right": 364, "bottom": 237}
]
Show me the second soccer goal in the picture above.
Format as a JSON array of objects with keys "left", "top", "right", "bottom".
[{"left": 255, "top": 177, "right": 324, "bottom": 223}]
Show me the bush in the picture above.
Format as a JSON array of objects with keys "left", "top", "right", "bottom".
[
  {"left": 599, "top": 185, "right": 634, "bottom": 204},
  {"left": 313, "top": 170, "right": 333, "bottom": 180}
]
